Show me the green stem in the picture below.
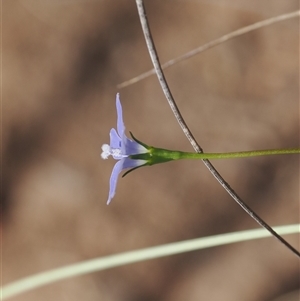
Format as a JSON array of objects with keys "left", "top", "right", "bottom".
[
  {"left": 130, "top": 134, "right": 299, "bottom": 163},
  {"left": 179, "top": 148, "right": 300, "bottom": 160},
  {"left": 150, "top": 147, "right": 300, "bottom": 161}
]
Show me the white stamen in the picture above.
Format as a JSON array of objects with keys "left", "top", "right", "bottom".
[
  {"left": 111, "top": 148, "right": 122, "bottom": 157},
  {"left": 111, "top": 148, "right": 127, "bottom": 159},
  {"left": 101, "top": 144, "right": 111, "bottom": 159},
  {"left": 101, "top": 144, "right": 128, "bottom": 160}
]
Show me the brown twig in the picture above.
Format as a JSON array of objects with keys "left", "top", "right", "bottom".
[
  {"left": 119, "top": 10, "right": 300, "bottom": 89},
  {"left": 135, "top": 0, "right": 300, "bottom": 257}
]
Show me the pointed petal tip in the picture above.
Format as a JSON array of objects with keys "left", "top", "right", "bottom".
[
  {"left": 107, "top": 160, "right": 123, "bottom": 206},
  {"left": 116, "top": 93, "right": 120, "bottom": 104}
]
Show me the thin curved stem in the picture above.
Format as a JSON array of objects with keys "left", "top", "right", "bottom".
[
  {"left": 135, "top": 0, "right": 300, "bottom": 258},
  {"left": 118, "top": 10, "right": 300, "bottom": 89},
  {"left": 2, "top": 224, "right": 299, "bottom": 300}
]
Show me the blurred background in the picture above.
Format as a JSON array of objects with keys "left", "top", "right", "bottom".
[{"left": 2, "top": 0, "right": 299, "bottom": 300}]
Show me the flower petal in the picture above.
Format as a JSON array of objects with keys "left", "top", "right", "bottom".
[
  {"left": 123, "top": 135, "right": 148, "bottom": 155},
  {"left": 116, "top": 93, "right": 125, "bottom": 137},
  {"left": 122, "top": 157, "right": 147, "bottom": 169},
  {"left": 107, "top": 160, "right": 123, "bottom": 205},
  {"left": 110, "top": 128, "right": 121, "bottom": 149}
]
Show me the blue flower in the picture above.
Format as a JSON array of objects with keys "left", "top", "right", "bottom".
[{"left": 101, "top": 94, "right": 148, "bottom": 204}]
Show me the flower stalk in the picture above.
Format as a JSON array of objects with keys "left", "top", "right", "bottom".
[
  {"left": 129, "top": 132, "right": 300, "bottom": 163},
  {"left": 101, "top": 94, "right": 299, "bottom": 204},
  {"left": 139, "top": 147, "right": 300, "bottom": 162}
]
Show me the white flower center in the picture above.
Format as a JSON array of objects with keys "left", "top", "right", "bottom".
[
  {"left": 101, "top": 144, "right": 128, "bottom": 160},
  {"left": 101, "top": 144, "right": 111, "bottom": 159}
]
